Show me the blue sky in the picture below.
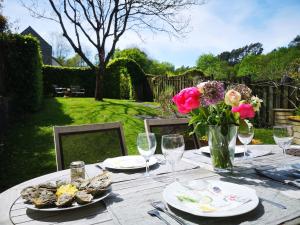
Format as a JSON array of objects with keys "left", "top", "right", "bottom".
[{"left": 3, "top": 0, "right": 300, "bottom": 68}]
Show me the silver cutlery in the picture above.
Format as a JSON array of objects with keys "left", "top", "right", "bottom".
[
  {"left": 260, "top": 197, "right": 287, "bottom": 209},
  {"left": 148, "top": 209, "right": 171, "bottom": 225},
  {"left": 95, "top": 164, "right": 106, "bottom": 171},
  {"left": 151, "top": 201, "right": 188, "bottom": 225}
]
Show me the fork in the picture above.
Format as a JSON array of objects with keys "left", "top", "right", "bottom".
[
  {"left": 151, "top": 201, "right": 188, "bottom": 225},
  {"left": 148, "top": 209, "right": 171, "bottom": 225}
]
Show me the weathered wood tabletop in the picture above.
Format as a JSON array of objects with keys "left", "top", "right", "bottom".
[{"left": 1, "top": 145, "right": 300, "bottom": 225}]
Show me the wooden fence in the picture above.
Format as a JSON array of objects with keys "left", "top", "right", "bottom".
[{"left": 146, "top": 75, "right": 300, "bottom": 127}]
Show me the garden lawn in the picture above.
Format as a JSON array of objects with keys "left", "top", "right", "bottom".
[
  {"left": 0, "top": 98, "right": 274, "bottom": 192},
  {"left": 0, "top": 98, "right": 160, "bottom": 191}
]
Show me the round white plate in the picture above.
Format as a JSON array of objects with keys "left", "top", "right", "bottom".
[
  {"left": 102, "top": 155, "right": 157, "bottom": 170},
  {"left": 163, "top": 180, "right": 259, "bottom": 217},
  {"left": 26, "top": 187, "right": 111, "bottom": 211},
  {"left": 200, "top": 146, "right": 245, "bottom": 154}
]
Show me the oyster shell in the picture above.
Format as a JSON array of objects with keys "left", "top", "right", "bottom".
[
  {"left": 86, "top": 171, "right": 111, "bottom": 196},
  {"left": 72, "top": 178, "right": 90, "bottom": 190},
  {"left": 21, "top": 186, "right": 40, "bottom": 203},
  {"left": 32, "top": 190, "right": 56, "bottom": 208},
  {"left": 38, "top": 182, "right": 57, "bottom": 192},
  {"left": 55, "top": 193, "right": 74, "bottom": 207},
  {"left": 75, "top": 190, "right": 93, "bottom": 205}
]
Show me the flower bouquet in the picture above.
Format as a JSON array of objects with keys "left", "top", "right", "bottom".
[{"left": 172, "top": 81, "right": 262, "bottom": 172}]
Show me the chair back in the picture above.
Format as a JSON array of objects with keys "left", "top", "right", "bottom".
[
  {"left": 144, "top": 118, "right": 200, "bottom": 154},
  {"left": 53, "top": 122, "right": 127, "bottom": 170}
]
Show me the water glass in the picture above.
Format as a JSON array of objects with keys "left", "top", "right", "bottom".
[
  {"left": 161, "top": 134, "right": 185, "bottom": 180},
  {"left": 137, "top": 133, "right": 156, "bottom": 177},
  {"left": 273, "top": 125, "right": 293, "bottom": 158},
  {"left": 238, "top": 124, "right": 254, "bottom": 159}
]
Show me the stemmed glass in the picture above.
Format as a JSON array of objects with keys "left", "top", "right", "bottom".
[
  {"left": 238, "top": 124, "right": 254, "bottom": 159},
  {"left": 161, "top": 134, "right": 185, "bottom": 180},
  {"left": 273, "top": 125, "right": 293, "bottom": 158},
  {"left": 137, "top": 133, "right": 157, "bottom": 177}
]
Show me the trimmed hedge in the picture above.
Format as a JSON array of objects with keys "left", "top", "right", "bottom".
[
  {"left": 43, "top": 66, "right": 95, "bottom": 96},
  {"left": 0, "top": 33, "right": 43, "bottom": 112},
  {"left": 43, "top": 57, "right": 153, "bottom": 101}
]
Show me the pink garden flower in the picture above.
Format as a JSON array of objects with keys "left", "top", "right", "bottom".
[
  {"left": 232, "top": 103, "right": 255, "bottom": 119},
  {"left": 172, "top": 87, "right": 200, "bottom": 114}
]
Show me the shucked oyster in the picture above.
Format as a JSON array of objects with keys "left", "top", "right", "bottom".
[
  {"left": 72, "top": 178, "right": 90, "bottom": 190},
  {"left": 21, "top": 186, "right": 40, "bottom": 203},
  {"left": 38, "top": 182, "right": 57, "bottom": 192},
  {"left": 55, "top": 193, "right": 74, "bottom": 207},
  {"left": 32, "top": 190, "right": 56, "bottom": 208},
  {"left": 75, "top": 190, "right": 93, "bottom": 205},
  {"left": 86, "top": 171, "right": 111, "bottom": 196}
]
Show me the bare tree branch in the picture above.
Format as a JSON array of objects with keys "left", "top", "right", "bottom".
[{"left": 21, "top": 0, "right": 205, "bottom": 100}]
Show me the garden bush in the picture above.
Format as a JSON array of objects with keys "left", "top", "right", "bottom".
[
  {"left": 43, "top": 66, "right": 95, "bottom": 96},
  {"left": 0, "top": 33, "right": 43, "bottom": 112},
  {"left": 43, "top": 58, "right": 153, "bottom": 101}
]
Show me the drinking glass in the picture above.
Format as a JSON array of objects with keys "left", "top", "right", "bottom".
[
  {"left": 273, "top": 125, "right": 293, "bottom": 158},
  {"left": 137, "top": 133, "right": 156, "bottom": 177},
  {"left": 238, "top": 124, "right": 254, "bottom": 159},
  {"left": 161, "top": 134, "right": 185, "bottom": 180}
]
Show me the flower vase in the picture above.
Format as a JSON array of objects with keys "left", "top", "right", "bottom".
[{"left": 208, "top": 125, "right": 238, "bottom": 172}]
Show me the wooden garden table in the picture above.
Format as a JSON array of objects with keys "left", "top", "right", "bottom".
[{"left": 0, "top": 145, "right": 300, "bottom": 225}]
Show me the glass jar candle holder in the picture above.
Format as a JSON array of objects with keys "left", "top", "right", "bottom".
[{"left": 70, "top": 161, "right": 85, "bottom": 182}]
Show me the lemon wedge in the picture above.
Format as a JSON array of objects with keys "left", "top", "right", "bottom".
[{"left": 56, "top": 184, "right": 78, "bottom": 197}]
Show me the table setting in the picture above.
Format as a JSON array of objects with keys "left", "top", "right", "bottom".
[{"left": 1, "top": 81, "right": 300, "bottom": 225}]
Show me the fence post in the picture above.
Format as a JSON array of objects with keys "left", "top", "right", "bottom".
[{"left": 269, "top": 86, "right": 274, "bottom": 125}]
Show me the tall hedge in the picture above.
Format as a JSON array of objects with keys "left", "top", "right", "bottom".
[
  {"left": 0, "top": 34, "right": 43, "bottom": 112},
  {"left": 43, "top": 58, "right": 153, "bottom": 101},
  {"left": 43, "top": 66, "right": 95, "bottom": 96}
]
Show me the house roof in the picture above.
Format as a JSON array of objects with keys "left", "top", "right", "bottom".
[{"left": 21, "top": 26, "right": 52, "bottom": 49}]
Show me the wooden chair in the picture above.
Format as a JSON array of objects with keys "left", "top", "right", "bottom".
[
  {"left": 144, "top": 118, "right": 200, "bottom": 154},
  {"left": 53, "top": 122, "right": 127, "bottom": 171}
]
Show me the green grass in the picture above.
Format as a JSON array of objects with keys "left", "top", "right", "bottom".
[
  {"left": 0, "top": 98, "right": 273, "bottom": 191},
  {"left": 0, "top": 98, "right": 159, "bottom": 191}
]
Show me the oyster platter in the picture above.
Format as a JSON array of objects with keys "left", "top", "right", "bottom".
[{"left": 20, "top": 171, "right": 112, "bottom": 211}]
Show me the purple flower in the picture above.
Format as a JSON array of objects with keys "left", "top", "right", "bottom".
[{"left": 201, "top": 81, "right": 225, "bottom": 106}]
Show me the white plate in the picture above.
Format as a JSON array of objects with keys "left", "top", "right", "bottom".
[
  {"left": 200, "top": 146, "right": 245, "bottom": 154},
  {"left": 102, "top": 155, "right": 157, "bottom": 170},
  {"left": 26, "top": 188, "right": 111, "bottom": 211},
  {"left": 163, "top": 180, "right": 259, "bottom": 217}
]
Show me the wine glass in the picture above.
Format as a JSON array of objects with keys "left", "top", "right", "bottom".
[
  {"left": 137, "top": 133, "right": 156, "bottom": 177},
  {"left": 238, "top": 124, "right": 254, "bottom": 159},
  {"left": 273, "top": 125, "right": 293, "bottom": 158},
  {"left": 161, "top": 134, "right": 185, "bottom": 180}
]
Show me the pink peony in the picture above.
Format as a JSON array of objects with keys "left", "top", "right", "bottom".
[
  {"left": 172, "top": 87, "right": 200, "bottom": 114},
  {"left": 232, "top": 103, "right": 255, "bottom": 119}
]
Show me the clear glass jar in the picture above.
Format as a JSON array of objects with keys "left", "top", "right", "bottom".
[{"left": 70, "top": 161, "right": 85, "bottom": 182}]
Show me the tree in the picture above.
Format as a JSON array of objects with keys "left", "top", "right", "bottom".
[
  {"left": 218, "top": 42, "right": 263, "bottom": 66},
  {"left": 0, "top": 0, "right": 9, "bottom": 33},
  {"left": 288, "top": 35, "right": 300, "bottom": 48},
  {"left": 113, "top": 48, "right": 151, "bottom": 73},
  {"left": 50, "top": 32, "right": 71, "bottom": 63},
  {"left": 148, "top": 60, "right": 175, "bottom": 75},
  {"left": 196, "top": 54, "right": 230, "bottom": 79},
  {"left": 23, "top": 0, "right": 205, "bottom": 100}
]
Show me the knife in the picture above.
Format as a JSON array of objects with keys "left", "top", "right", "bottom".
[{"left": 260, "top": 197, "right": 287, "bottom": 209}]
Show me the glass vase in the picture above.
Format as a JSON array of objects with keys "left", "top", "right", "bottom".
[{"left": 208, "top": 125, "right": 238, "bottom": 172}]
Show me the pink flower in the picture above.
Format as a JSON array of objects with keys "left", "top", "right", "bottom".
[
  {"left": 172, "top": 87, "right": 200, "bottom": 114},
  {"left": 232, "top": 103, "right": 255, "bottom": 119}
]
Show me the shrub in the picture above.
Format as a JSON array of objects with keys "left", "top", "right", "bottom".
[
  {"left": 0, "top": 33, "right": 43, "bottom": 112},
  {"left": 43, "top": 66, "right": 95, "bottom": 96},
  {"left": 43, "top": 58, "right": 152, "bottom": 101}
]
